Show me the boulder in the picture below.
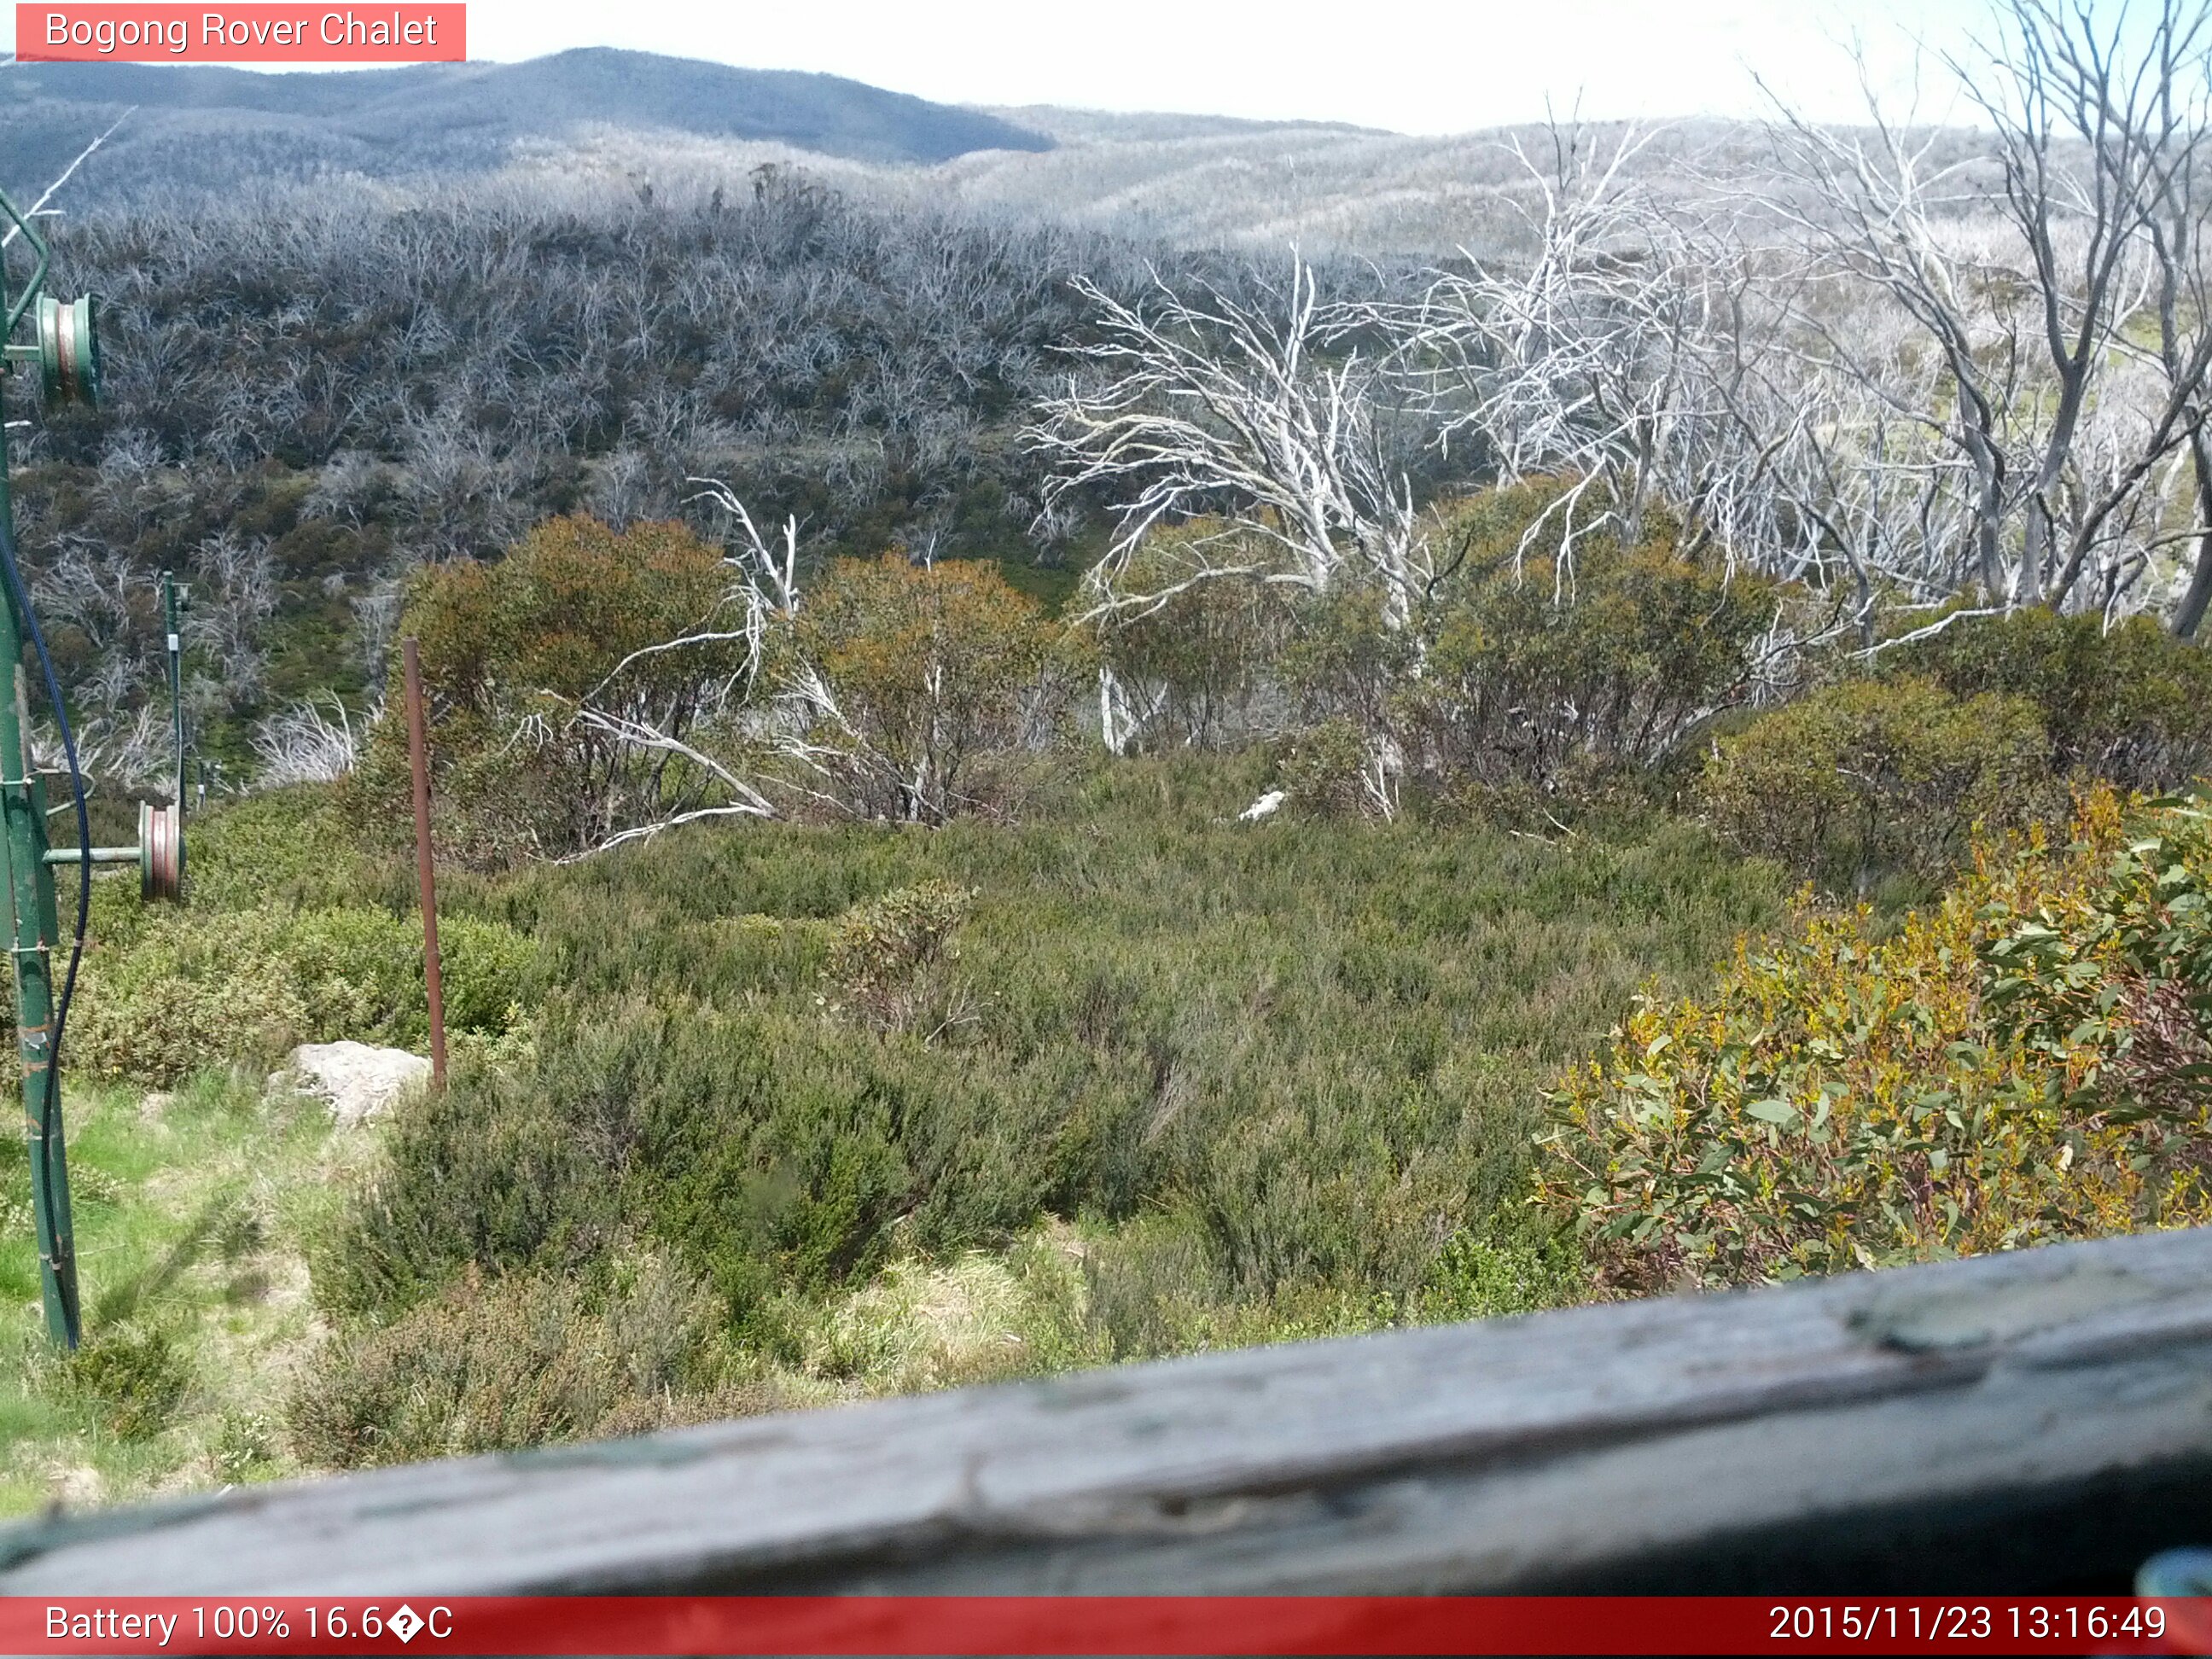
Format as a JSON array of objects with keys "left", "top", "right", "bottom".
[{"left": 276, "top": 1041, "right": 432, "bottom": 1127}]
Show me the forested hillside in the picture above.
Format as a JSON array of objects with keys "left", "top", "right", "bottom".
[{"left": 15, "top": 171, "right": 1423, "bottom": 782}]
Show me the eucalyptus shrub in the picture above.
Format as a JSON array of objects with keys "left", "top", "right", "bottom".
[
  {"left": 1091, "top": 520, "right": 1293, "bottom": 750},
  {"left": 1394, "top": 483, "right": 1781, "bottom": 793},
  {"left": 351, "top": 514, "right": 747, "bottom": 868},
  {"left": 1540, "top": 787, "right": 2212, "bottom": 1295}
]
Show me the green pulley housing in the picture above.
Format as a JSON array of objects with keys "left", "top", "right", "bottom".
[
  {"left": 4, "top": 181, "right": 177, "bottom": 1349},
  {"left": 37, "top": 294, "right": 98, "bottom": 409}
]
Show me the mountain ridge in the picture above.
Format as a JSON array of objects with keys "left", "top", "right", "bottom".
[{"left": 2, "top": 48, "right": 1053, "bottom": 198}]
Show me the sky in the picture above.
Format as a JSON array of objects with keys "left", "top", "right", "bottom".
[
  {"left": 421, "top": 0, "right": 1996, "bottom": 131},
  {"left": 0, "top": 0, "right": 2009, "bottom": 131}
]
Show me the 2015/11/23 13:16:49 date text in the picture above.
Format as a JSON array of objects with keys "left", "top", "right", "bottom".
[{"left": 1768, "top": 1603, "right": 2166, "bottom": 1643}]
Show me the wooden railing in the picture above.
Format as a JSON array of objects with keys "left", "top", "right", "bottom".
[{"left": 4, "top": 1225, "right": 2211, "bottom": 1594}]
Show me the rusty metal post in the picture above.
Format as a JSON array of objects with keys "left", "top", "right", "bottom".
[{"left": 402, "top": 638, "right": 447, "bottom": 1091}]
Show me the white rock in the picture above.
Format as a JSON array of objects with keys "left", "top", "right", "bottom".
[
  {"left": 1237, "top": 789, "right": 1288, "bottom": 823},
  {"left": 276, "top": 1041, "right": 432, "bottom": 1127}
]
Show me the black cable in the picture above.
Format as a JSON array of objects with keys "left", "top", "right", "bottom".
[{"left": 0, "top": 504, "right": 84, "bottom": 1348}]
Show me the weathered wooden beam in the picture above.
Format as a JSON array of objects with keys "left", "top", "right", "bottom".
[{"left": 6, "top": 1226, "right": 2212, "bottom": 1594}]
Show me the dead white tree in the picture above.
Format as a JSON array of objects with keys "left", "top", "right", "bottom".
[
  {"left": 250, "top": 693, "right": 363, "bottom": 787},
  {"left": 540, "top": 480, "right": 800, "bottom": 857},
  {"left": 1029, "top": 260, "right": 1429, "bottom": 627},
  {"left": 1761, "top": 3, "right": 2212, "bottom": 619},
  {"left": 1385, "top": 124, "right": 1711, "bottom": 580}
]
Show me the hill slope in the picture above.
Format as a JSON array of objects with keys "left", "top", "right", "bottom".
[{"left": 2, "top": 49, "right": 1051, "bottom": 198}]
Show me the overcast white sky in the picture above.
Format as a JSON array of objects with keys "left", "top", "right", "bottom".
[
  {"left": 447, "top": 0, "right": 2002, "bottom": 131},
  {"left": 6, "top": 1, "right": 2003, "bottom": 132}
]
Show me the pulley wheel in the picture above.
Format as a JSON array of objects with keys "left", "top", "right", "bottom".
[
  {"left": 38, "top": 294, "right": 99, "bottom": 410},
  {"left": 139, "top": 800, "right": 183, "bottom": 903}
]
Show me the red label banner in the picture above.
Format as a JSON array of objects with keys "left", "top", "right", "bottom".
[
  {"left": 0, "top": 1596, "right": 2201, "bottom": 1656},
  {"left": 15, "top": 5, "right": 463, "bottom": 61}
]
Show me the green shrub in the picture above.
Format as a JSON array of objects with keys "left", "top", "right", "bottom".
[
  {"left": 312, "top": 764, "right": 1788, "bottom": 1373},
  {"left": 787, "top": 555, "right": 1068, "bottom": 824},
  {"left": 1980, "top": 788, "right": 2212, "bottom": 1119},
  {"left": 824, "top": 880, "right": 975, "bottom": 1032},
  {"left": 804, "top": 1236, "right": 1098, "bottom": 1392},
  {"left": 1278, "top": 585, "right": 1415, "bottom": 774},
  {"left": 1700, "top": 676, "right": 2054, "bottom": 889},
  {"left": 182, "top": 787, "right": 381, "bottom": 912},
  {"left": 322, "top": 998, "right": 1054, "bottom": 1332},
  {"left": 1074, "top": 1212, "right": 1229, "bottom": 1362},
  {"left": 1406, "top": 1228, "right": 1585, "bottom": 1324},
  {"left": 287, "top": 1259, "right": 736, "bottom": 1470},
  {"left": 1275, "top": 717, "right": 1379, "bottom": 818},
  {"left": 1539, "top": 787, "right": 2212, "bottom": 1295},
  {"left": 350, "top": 515, "right": 749, "bottom": 869},
  {"left": 1889, "top": 608, "right": 2212, "bottom": 789},
  {"left": 1398, "top": 482, "right": 1781, "bottom": 793},
  {"left": 311, "top": 1022, "right": 636, "bottom": 1317},
  {"left": 70, "top": 904, "right": 536, "bottom": 1085},
  {"left": 1093, "top": 521, "right": 1293, "bottom": 749},
  {"left": 68, "top": 1323, "right": 190, "bottom": 1440}
]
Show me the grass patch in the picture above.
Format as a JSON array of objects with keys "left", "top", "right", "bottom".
[{"left": 0, "top": 1070, "right": 371, "bottom": 1513}]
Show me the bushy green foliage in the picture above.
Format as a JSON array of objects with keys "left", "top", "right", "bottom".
[
  {"left": 1981, "top": 789, "right": 2212, "bottom": 1119},
  {"left": 179, "top": 787, "right": 384, "bottom": 912},
  {"left": 1091, "top": 521, "right": 1293, "bottom": 750},
  {"left": 1397, "top": 483, "right": 1782, "bottom": 793},
  {"left": 1700, "top": 677, "right": 2055, "bottom": 890},
  {"left": 1889, "top": 609, "right": 2212, "bottom": 789},
  {"left": 804, "top": 1234, "right": 1099, "bottom": 1391},
  {"left": 71, "top": 904, "right": 533, "bottom": 1086},
  {"left": 1406, "top": 1229, "right": 1587, "bottom": 1324},
  {"left": 1274, "top": 718, "right": 1378, "bottom": 818},
  {"left": 1540, "top": 788, "right": 2212, "bottom": 1295},
  {"left": 354, "top": 515, "right": 746, "bottom": 867},
  {"left": 67, "top": 1323, "right": 190, "bottom": 1441},
  {"left": 1277, "top": 585, "right": 1416, "bottom": 781},
  {"left": 317, "top": 758, "right": 1785, "bottom": 1357},
  {"left": 824, "top": 880, "right": 977, "bottom": 1031},
  {"left": 50, "top": 784, "right": 528, "bottom": 1086},
  {"left": 1246, "top": 482, "right": 1783, "bottom": 816},
  {"left": 789, "top": 555, "right": 1066, "bottom": 824},
  {"left": 287, "top": 1257, "right": 752, "bottom": 1470}
]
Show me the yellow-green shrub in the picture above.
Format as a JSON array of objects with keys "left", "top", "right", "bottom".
[
  {"left": 1889, "top": 608, "right": 2212, "bottom": 789},
  {"left": 1700, "top": 676, "right": 2055, "bottom": 889},
  {"left": 1539, "top": 787, "right": 2212, "bottom": 1295},
  {"left": 788, "top": 555, "right": 1065, "bottom": 824},
  {"left": 70, "top": 904, "right": 534, "bottom": 1084},
  {"left": 352, "top": 515, "right": 748, "bottom": 868}
]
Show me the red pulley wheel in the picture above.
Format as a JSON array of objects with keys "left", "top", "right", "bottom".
[{"left": 139, "top": 800, "right": 183, "bottom": 903}]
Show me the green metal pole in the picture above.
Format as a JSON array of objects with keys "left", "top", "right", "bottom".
[
  {"left": 162, "top": 571, "right": 183, "bottom": 813},
  {"left": 0, "top": 416, "right": 78, "bottom": 1348}
]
